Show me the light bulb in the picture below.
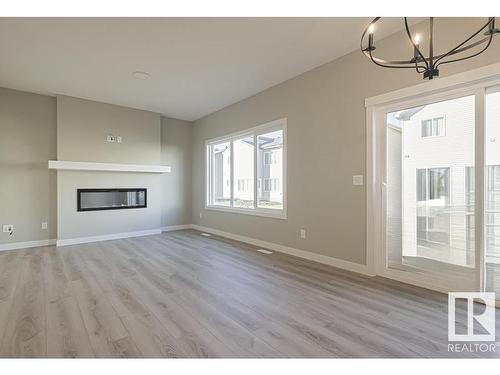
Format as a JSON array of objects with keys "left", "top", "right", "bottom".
[{"left": 368, "top": 24, "right": 375, "bottom": 34}]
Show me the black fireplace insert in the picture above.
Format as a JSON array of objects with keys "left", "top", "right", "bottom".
[{"left": 77, "top": 188, "right": 147, "bottom": 212}]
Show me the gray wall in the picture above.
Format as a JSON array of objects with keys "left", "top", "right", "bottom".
[
  {"left": 57, "top": 95, "right": 161, "bottom": 164},
  {"left": 191, "top": 18, "right": 500, "bottom": 265},
  {"left": 161, "top": 117, "right": 193, "bottom": 227},
  {"left": 1, "top": 89, "right": 193, "bottom": 244},
  {"left": 56, "top": 96, "right": 164, "bottom": 239},
  {"left": 0, "top": 87, "right": 57, "bottom": 243}
]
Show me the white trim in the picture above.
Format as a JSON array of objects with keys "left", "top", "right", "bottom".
[
  {"left": 204, "top": 117, "right": 287, "bottom": 219},
  {"left": 205, "top": 205, "right": 287, "bottom": 219},
  {"left": 0, "top": 239, "right": 56, "bottom": 252},
  {"left": 365, "top": 62, "right": 500, "bottom": 107},
  {"left": 56, "top": 229, "right": 161, "bottom": 246},
  {"left": 191, "top": 224, "right": 374, "bottom": 276},
  {"left": 48, "top": 160, "right": 171, "bottom": 174},
  {"left": 205, "top": 117, "right": 287, "bottom": 144},
  {"left": 474, "top": 87, "right": 486, "bottom": 291},
  {"left": 161, "top": 224, "right": 192, "bottom": 232}
]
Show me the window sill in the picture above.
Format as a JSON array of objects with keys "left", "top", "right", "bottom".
[{"left": 205, "top": 205, "right": 287, "bottom": 220}]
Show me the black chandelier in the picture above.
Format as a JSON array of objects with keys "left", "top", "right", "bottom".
[{"left": 361, "top": 17, "right": 499, "bottom": 80}]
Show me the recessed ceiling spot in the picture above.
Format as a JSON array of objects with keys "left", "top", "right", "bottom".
[{"left": 132, "top": 71, "right": 151, "bottom": 80}]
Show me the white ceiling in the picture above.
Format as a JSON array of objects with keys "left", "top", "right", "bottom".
[{"left": 0, "top": 18, "right": 406, "bottom": 121}]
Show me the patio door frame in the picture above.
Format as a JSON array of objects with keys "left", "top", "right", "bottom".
[{"left": 366, "top": 62, "right": 500, "bottom": 298}]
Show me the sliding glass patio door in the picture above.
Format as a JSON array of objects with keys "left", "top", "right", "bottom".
[{"left": 384, "top": 94, "right": 478, "bottom": 291}]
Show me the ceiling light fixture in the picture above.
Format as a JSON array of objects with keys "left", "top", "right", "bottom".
[
  {"left": 361, "top": 17, "right": 499, "bottom": 80},
  {"left": 131, "top": 71, "right": 151, "bottom": 80}
]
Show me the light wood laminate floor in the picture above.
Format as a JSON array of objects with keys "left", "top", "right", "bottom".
[{"left": 0, "top": 229, "right": 498, "bottom": 358}]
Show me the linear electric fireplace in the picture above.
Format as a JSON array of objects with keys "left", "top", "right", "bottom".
[{"left": 77, "top": 188, "right": 147, "bottom": 212}]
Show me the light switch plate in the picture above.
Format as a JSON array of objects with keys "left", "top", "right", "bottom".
[{"left": 352, "top": 175, "right": 364, "bottom": 186}]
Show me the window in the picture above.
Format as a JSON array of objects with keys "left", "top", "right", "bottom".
[
  {"left": 416, "top": 167, "right": 451, "bottom": 246},
  {"left": 207, "top": 141, "right": 231, "bottom": 207},
  {"left": 428, "top": 167, "right": 449, "bottom": 202},
  {"left": 264, "top": 152, "right": 272, "bottom": 165},
  {"left": 465, "top": 166, "right": 475, "bottom": 207},
  {"left": 263, "top": 178, "right": 271, "bottom": 192},
  {"left": 272, "top": 178, "right": 281, "bottom": 191},
  {"left": 233, "top": 136, "right": 254, "bottom": 208},
  {"left": 416, "top": 169, "right": 426, "bottom": 201},
  {"left": 263, "top": 151, "right": 280, "bottom": 165},
  {"left": 258, "top": 130, "right": 284, "bottom": 210},
  {"left": 416, "top": 167, "right": 450, "bottom": 204},
  {"left": 421, "top": 116, "right": 445, "bottom": 137},
  {"left": 206, "top": 118, "right": 286, "bottom": 218},
  {"left": 262, "top": 178, "right": 281, "bottom": 192}
]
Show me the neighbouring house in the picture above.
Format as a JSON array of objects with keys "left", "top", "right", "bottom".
[{"left": 387, "top": 94, "right": 500, "bottom": 269}]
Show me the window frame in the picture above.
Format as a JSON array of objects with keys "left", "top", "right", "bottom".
[
  {"left": 421, "top": 115, "right": 446, "bottom": 138},
  {"left": 205, "top": 118, "right": 287, "bottom": 219}
]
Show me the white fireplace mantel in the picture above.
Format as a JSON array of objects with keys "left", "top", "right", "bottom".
[{"left": 48, "top": 160, "right": 171, "bottom": 173}]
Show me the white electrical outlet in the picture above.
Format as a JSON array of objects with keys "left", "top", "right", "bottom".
[
  {"left": 116, "top": 136, "right": 122, "bottom": 143},
  {"left": 41, "top": 222, "right": 48, "bottom": 230},
  {"left": 352, "top": 175, "right": 364, "bottom": 186},
  {"left": 199, "top": 213, "right": 203, "bottom": 219},
  {"left": 300, "top": 229, "right": 306, "bottom": 239},
  {"left": 3, "top": 224, "right": 14, "bottom": 233},
  {"left": 106, "top": 135, "right": 116, "bottom": 142}
]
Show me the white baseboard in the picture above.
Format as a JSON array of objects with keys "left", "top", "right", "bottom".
[
  {"left": 56, "top": 229, "right": 162, "bottom": 247},
  {"left": 1, "top": 224, "right": 372, "bottom": 277},
  {"left": 0, "top": 239, "right": 56, "bottom": 252},
  {"left": 190, "top": 224, "right": 374, "bottom": 276},
  {"left": 161, "top": 224, "right": 192, "bottom": 232}
]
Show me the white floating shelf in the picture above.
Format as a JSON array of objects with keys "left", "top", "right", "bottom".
[{"left": 48, "top": 160, "right": 171, "bottom": 174}]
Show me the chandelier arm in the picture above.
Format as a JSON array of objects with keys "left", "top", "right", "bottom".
[
  {"left": 362, "top": 50, "right": 430, "bottom": 68},
  {"left": 412, "top": 54, "right": 426, "bottom": 73},
  {"left": 365, "top": 35, "right": 494, "bottom": 66},
  {"left": 414, "top": 59, "right": 427, "bottom": 73},
  {"left": 366, "top": 48, "right": 423, "bottom": 69},
  {"left": 433, "top": 17, "right": 495, "bottom": 66},
  {"left": 436, "top": 36, "right": 494, "bottom": 57},
  {"left": 436, "top": 31, "right": 494, "bottom": 68},
  {"left": 404, "top": 17, "right": 429, "bottom": 70}
]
